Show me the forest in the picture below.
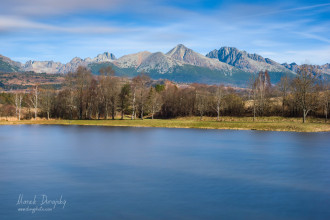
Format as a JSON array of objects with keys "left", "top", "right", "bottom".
[{"left": 0, "top": 65, "right": 329, "bottom": 123}]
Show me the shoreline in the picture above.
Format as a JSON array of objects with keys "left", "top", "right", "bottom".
[{"left": 1, "top": 117, "right": 329, "bottom": 132}]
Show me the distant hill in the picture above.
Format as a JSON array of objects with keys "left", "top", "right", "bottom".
[{"left": 0, "top": 44, "right": 329, "bottom": 86}]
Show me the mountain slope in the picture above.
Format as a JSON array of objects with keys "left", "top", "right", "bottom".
[
  {"left": 281, "top": 62, "right": 299, "bottom": 72},
  {"left": 320, "top": 64, "right": 330, "bottom": 75},
  {"left": 111, "top": 44, "right": 238, "bottom": 76},
  {"left": 114, "top": 48, "right": 185, "bottom": 74},
  {"left": 0, "top": 55, "right": 21, "bottom": 72},
  {"left": 166, "top": 44, "right": 234, "bottom": 72},
  {"left": 137, "top": 52, "right": 184, "bottom": 74},
  {"left": 23, "top": 60, "right": 63, "bottom": 73},
  {"left": 114, "top": 51, "right": 152, "bottom": 69},
  {"left": 282, "top": 62, "right": 330, "bottom": 75},
  {"left": 90, "top": 61, "right": 249, "bottom": 85},
  {"left": 21, "top": 52, "right": 116, "bottom": 73},
  {"left": 206, "top": 47, "right": 294, "bottom": 74}
]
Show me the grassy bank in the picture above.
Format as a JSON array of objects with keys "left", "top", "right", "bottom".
[{"left": 1, "top": 116, "right": 329, "bottom": 132}]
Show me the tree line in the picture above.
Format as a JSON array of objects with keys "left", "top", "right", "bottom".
[{"left": 0, "top": 65, "right": 329, "bottom": 123}]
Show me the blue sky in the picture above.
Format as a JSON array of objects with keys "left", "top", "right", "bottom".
[{"left": 0, "top": 0, "right": 329, "bottom": 65}]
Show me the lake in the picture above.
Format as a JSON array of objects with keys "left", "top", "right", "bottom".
[{"left": 0, "top": 125, "right": 329, "bottom": 219}]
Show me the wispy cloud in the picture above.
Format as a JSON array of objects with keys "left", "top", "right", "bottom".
[
  {"left": 292, "top": 31, "right": 330, "bottom": 44},
  {"left": 0, "top": 16, "right": 140, "bottom": 34},
  {"left": 240, "top": 3, "right": 330, "bottom": 18},
  {"left": 0, "top": 0, "right": 125, "bottom": 16}
]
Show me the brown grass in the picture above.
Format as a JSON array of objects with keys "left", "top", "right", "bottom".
[{"left": 1, "top": 116, "right": 329, "bottom": 132}]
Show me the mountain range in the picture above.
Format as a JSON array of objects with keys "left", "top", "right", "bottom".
[{"left": 1, "top": 44, "right": 329, "bottom": 85}]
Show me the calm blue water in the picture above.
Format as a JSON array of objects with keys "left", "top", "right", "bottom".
[{"left": 0, "top": 125, "right": 329, "bottom": 219}]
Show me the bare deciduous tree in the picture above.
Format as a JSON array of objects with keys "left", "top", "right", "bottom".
[
  {"left": 132, "top": 73, "right": 150, "bottom": 120},
  {"left": 211, "top": 85, "right": 226, "bottom": 121},
  {"left": 324, "top": 87, "right": 330, "bottom": 123},
  {"left": 255, "top": 71, "right": 271, "bottom": 116},
  {"left": 29, "top": 85, "right": 39, "bottom": 120},
  {"left": 131, "top": 84, "right": 137, "bottom": 120},
  {"left": 147, "top": 87, "right": 162, "bottom": 119},
  {"left": 320, "top": 75, "right": 329, "bottom": 123},
  {"left": 292, "top": 65, "right": 319, "bottom": 123},
  {"left": 109, "top": 77, "right": 120, "bottom": 120},
  {"left": 119, "top": 83, "right": 131, "bottom": 119},
  {"left": 249, "top": 74, "right": 257, "bottom": 122},
  {"left": 194, "top": 85, "right": 210, "bottom": 120},
  {"left": 64, "top": 72, "right": 77, "bottom": 120},
  {"left": 40, "top": 88, "right": 54, "bottom": 120},
  {"left": 277, "top": 76, "right": 290, "bottom": 116},
  {"left": 15, "top": 93, "right": 23, "bottom": 120}
]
